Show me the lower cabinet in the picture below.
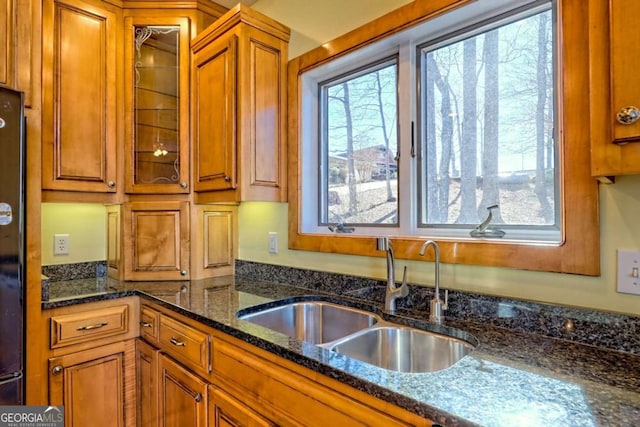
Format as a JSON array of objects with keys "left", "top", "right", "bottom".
[
  {"left": 208, "top": 386, "right": 274, "bottom": 427},
  {"left": 138, "top": 301, "right": 434, "bottom": 427},
  {"left": 158, "top": 352, "right": 208, "bottom": 427},
  {"left": 137, "top": 339, "right": 159, "bottom": 427},
  {"left": 48, "top": 340, "right": 136, "bottom": 427}
]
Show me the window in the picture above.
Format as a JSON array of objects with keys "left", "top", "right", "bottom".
[
  {"left": 320, "top": 58, "right": 399, "bottom": 226},
  {"left": 289, "top": 0, "right": 599, "bottom": 275},
  {"left": 418, "top": 5, "right": 558, "bottom": 241}
]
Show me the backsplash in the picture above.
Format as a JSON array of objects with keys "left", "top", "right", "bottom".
[
  {"left": 41, "top": 261, "right": 107, "bottom": 301},
  {"left": 41, "top": 261, "right": 107, "bottom": 282},
  {"left": 40, "top": 259, "right": 640, "bottom": 355},
  {"left": 235, "top": 260, "right": 640, "bottom": 355}
]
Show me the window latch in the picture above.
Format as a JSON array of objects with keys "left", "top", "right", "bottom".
[
  {"left": 328, "top": 223, "right": 355, "bottom": 233},
  {"left": 470, "top": 204, "right": 505, "bottom": 238}
]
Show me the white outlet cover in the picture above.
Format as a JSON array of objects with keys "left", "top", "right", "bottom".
[
  {"left": 54, "top": 234, "right": 70, "bottom": 256},
  {"left": 617, "top": 249, "right": 640, "bottom": 295}
]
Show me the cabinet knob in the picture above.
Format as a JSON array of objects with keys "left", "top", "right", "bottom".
[
  {"left": 224, "top": 176, "right": 231, "bottom": 182},
  {"left": 616, "top": 106, "right": 640, "bottom": 125},
  {"left": 180, "top": 182, "right": 187, "bottom": 189},
  {"left": 107, "top": 181, "right": 116, "bottom": 188},
  {"left": 52, "top": 365, "right": 63, "bottom": 376},
  {"left": 180, "top": 270, "right": 187, "bottom": 276},
  {"left": 194, "top": 392, "right": 202, "bottom": 403}
]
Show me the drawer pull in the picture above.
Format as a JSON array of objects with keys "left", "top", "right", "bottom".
[
  {"left": 170, "top": 337, "right": 186, "bottom": 347},
  {"left": 76, "top": 322, "right": 108, "bottom": 331},
  {"left": 140, "top": 321, "right": 153, "bottom": 328}
]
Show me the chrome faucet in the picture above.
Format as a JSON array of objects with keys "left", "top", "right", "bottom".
[
  {"left": 419, "top": 240, "right": 448, "bottom": 325},
  {"left": 376, "top": 237, "right": 408, "bottom": 313}
]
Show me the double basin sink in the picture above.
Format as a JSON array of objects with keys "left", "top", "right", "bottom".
[{"left": 236, "top": 299, "right": 476, "bottom": 373}]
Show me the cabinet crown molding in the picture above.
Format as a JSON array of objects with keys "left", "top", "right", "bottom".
[{"left": 191, "top": 3, "right": 290, "bottom": 52}]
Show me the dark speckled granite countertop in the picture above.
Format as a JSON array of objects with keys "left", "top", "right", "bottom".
[{"left": 42, "top": 275, "right": 640, "bottom": 427}]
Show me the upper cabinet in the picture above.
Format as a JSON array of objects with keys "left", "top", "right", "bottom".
[
  {"left": 0, "top": 0, "right": 13, "bottom": 88},
  {"left": 191, "top": 5, "right": 290, "bottom": 203},
  {"left": 124, "top": 16, "right": 190, "bottom": 194},
  {"left": 590, "top": 0, "right": 640, "bottom": 178},
  {"left": 42, "top": 0, "right": 119, "bottom": 194},
  {"left": 1, "top": 0, "right": 34, "bottom": 103},
  {"left": 41, "top": 0, "right": 226, "bottom": 200}
]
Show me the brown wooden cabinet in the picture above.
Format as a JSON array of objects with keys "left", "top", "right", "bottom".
[
  {"left": 191, "top": 5, "right": 290, "bottom": 203},
  {"left": 48, "top": 340, "right": 136, "bottom": 427},
  {"left": 108, "top": 202, "right": 238, "bottom": 282},
  {"left": 42, "top": 0, "right": 119, "bottom": 193},
  {"left": 0, "top": 0, "right": 13, "bottom": 88},
  {"left": 590, "top": 0, "right": 640, "bottom": 177},
  {"left": 0, "top": 0, "right": 34, "bottom": 100},
  {"left": 123, "top": 15, "right": 190, "bottom": 194},
  {"left": 209, "top": 386, "right": 274, "bottom": 427},
  {"left": 191, "top": 204, "right": 238, "bottom": 280},
  {"left": 139, "top": 300, "right": 434, "bottom": 427},
  {"left": 121, "top": 201, "right": 190, "bottom": 281},
  {"left": 137, "top": 339, "right": 160, "bottom": 427},
  {"left": 158, "top": 353, "right": 208, "bottom": 427}
]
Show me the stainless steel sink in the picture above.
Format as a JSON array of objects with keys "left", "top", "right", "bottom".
[
  {"left": 237, "top": 301, "right": 379, "bottom": 344},
  {"left": 238, "top": 299, "right": 476, "bottom": 373},
  {"left": 330, "top": 325, "right": 474, "bottom": 373}
]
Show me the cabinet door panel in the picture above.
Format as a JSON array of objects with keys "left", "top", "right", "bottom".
[
  {"left": 193, "top": 34, "right": 237, "bottom": 192},
  {"left": 123, "top": 202, "right": 189, "bottom": 281},
  {"left": 0, "top": 0, "right": 12, "bottom": 87},
  {"left": 124, "top": 16, "right": 190, "bottom": 194},
  {"left": 137, "top": 339, "right": 159, "bottom": 427},
  {"left": 48, "top": 341, "right": 135, "bottom": 427},
  {"left": 107, "top": 205, "right": 122, "bottom": 278},
  {"left": 191, "top": 205, "right": 237, "bottom": 280},
  {"left": 610, "top": 0, "right": 640, "bottom": 143},
  {"left": 158, "top": 354, "right": 207, "bottom": 427},
  {"left": 42, "top": 0, "right": 117, "bottom": 192},
  {"left": 209, "top": 386, "right": 274, "bottom": 427},
  {"left": 247, "top": 33, "right": 282, "bottom": 189}
]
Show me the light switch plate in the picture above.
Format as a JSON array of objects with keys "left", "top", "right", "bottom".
[
  {"left": 617, "top": 249, "right": 640, "bottom": 295},
  {"left": 268, "top": 232, "right": 278, "bottom": 254}
]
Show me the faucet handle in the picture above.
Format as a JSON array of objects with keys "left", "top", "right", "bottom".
[
  {"left": 399, "top": 266, "right": 409, "bottom": 297},
  {"left": 440, "top": 289, "right": 449, "bottom": 309}
]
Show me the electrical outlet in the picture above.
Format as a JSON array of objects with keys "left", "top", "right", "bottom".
[
  {"left": 54, "top": 234, "right": 69, "bottom": 256},
  {"left": 268, "top": 232, "right": 278, "bottom": 254},
  {"left": 617, "top": 249, "right": 640, "bottom": 295}
]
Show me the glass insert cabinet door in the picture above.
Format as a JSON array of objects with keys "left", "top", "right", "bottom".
[{"left": 124, "top": 17, "right": 190, "bottom": 193}]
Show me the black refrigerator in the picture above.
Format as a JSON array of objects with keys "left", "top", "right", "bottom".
[{"left": 0, "top": 86, "right": 25, "bottom": 405}]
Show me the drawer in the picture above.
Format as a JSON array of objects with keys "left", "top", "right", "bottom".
[
  {"left": 211, "top": 336, "right": 415, "bottom": 427},
  {"left": 50, "top": 304, "right": 129, "bottom": 349},
  {"left": 140, "top": 305, "right": 159, "bottom": 344},
  {"left": 158, "top": 314, "right": 210, "bottom": 374}
]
